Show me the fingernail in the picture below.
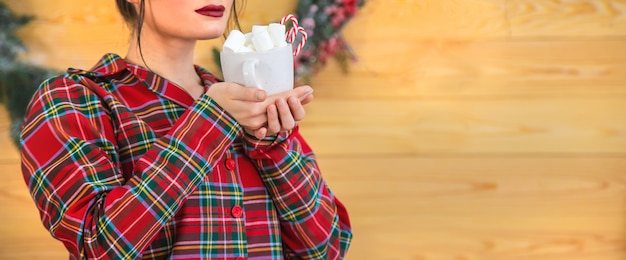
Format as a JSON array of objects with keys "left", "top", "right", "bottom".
[{"left": 256, "top": 91, "right": 265, "bottom": 100}]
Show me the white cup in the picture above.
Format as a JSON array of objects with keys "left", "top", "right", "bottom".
[{"left": 220, "top": 44, "right": 294, "bottom": 96}]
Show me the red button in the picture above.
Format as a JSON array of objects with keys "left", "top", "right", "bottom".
[
  {"left": 235, "top": 257, "right": 245, "bottom": 260},
  {"left": 231, "top": 205, "right": 243, "bottom": 218},
  {"left": 225, "top": 159, "right": 236, "bottom": 170}
]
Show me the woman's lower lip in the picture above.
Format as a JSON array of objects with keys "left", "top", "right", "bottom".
[
  {"left": 195, "top": 4, "right": 225, "bottom": 18},
  {"left": 196, "top": 10, "right": 224, "bottom": 17}
]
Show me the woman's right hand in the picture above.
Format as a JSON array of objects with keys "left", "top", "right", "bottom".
[{"left": 205, "top": 82, "right": 269, "bottom": 130}]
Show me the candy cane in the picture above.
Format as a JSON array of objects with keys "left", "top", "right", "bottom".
[
  {"left": 280, "top": 14, "right": 308, "bottom": 56},
  {"left": 295, "top": 27, "right": 308, "bottom": 56},
  {"left": 280, "top": 15, "right": 298, "bottom": 43}
]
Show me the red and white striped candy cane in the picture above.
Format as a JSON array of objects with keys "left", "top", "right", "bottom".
[
  {"left": 280, "top": 14, "right": 308, "bottom": 56},
  {"left": 280, "top": 14, "right": 298, "bottom": 43},
  {"left": 294, "top": 27, "right": 308, "bottom": 56}
]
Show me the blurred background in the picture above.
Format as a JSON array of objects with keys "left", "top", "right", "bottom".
[{"left": 1, "top": 0, "right": 625, "bottom": 259}]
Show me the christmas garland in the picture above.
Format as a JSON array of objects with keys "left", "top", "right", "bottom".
[{"left": 292, "top": 0, "right": 366, "bottom": 81}]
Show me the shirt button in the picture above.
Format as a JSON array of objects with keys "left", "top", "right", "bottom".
[
  {"left": 225, "top": 159, "right": 236, "bottom": 170},
  {"left": 231, "top": 205, "right": 243, "bottom": 218},
  {"left": 235, "top": 257, "right": 245, "bottom": 260}
]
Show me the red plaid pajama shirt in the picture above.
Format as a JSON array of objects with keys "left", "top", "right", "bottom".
[{"left": 20, "top": 53, "right": 352, "bottom": 259}]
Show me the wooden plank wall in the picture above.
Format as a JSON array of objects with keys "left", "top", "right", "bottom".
[{"left": 1, "top": 0, "right": 625, "bottom": 259}]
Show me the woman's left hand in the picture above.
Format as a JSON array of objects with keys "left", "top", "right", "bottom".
[{"left": 246, "top": 86, "right": 314, "bottom": 139}]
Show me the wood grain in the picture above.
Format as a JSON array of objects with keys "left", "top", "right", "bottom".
[
  {"left": 508, "top": 0, "right": 626, "bottom": 37},
  {"left": 318, "top": 156, "right": 626, "bottom": 260},
  {"left": 309, "top": 40, "right": 626, "bottom": 99},
  {"left": 0, "top": 161, "right": 68, "bottom": 259},
  {"left": 343, "top": 0, "right": 509, "bottom": 39},
  {"left": 0, "top": 108, "right": 18, "bottom": 161},
  {"left": 300, "top": 97, "right": 626, "bottom": 156}
]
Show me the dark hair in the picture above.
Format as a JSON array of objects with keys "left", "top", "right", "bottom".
[{"left": 115, "top": 0, "right": 243, "bottom": 67}]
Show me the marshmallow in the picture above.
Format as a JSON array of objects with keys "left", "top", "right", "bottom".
[
  {"left": 268, "top": 23, "right": 288, "bottom": 47},
  {"left": 223, "top": 23, "right": 289, "bottom": 53},
  {"left": 251, "top": 30, "right": 274, "bottom": 52},
  {"left": 223, "top": 30, "right": 246, "bottom": 52},
  {"left": 252, "top": 25, "right": 268, "bottom": 35}
]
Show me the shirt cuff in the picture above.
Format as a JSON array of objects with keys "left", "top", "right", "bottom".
[{"left": 168, "top": 94, "right": 242, "bottom": 158}]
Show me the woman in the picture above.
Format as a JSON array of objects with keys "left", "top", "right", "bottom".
[{"left": 20, "top": 0, "right": 352, "bottom": 259}]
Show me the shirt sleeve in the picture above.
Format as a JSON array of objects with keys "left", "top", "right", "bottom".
[
  {"left": 20, "top": 75, "right": 240, "bottom": 259},
  {"left": 242, "top": 126, "right": 353, "bottom": 259}
]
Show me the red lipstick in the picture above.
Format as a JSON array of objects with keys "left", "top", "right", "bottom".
[{"left": 195, "top": 5, "right": 226, "bottom": 18}]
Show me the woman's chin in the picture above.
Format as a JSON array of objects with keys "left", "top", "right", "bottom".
[
  {"left": 196, "top": 24, "right": 228, "bottom": 39},
  {"left": 198, "top": 34, "right": 224, "bottom": 40}
]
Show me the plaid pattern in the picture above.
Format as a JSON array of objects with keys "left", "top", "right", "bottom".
[{"left": 21, "top": 53, "right": 352, "bottom": 259}]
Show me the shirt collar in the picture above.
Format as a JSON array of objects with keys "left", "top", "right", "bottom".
[
  {"left": 67, "top": 53, "right": 128, "bottom": 77},
  {"left": 69, "top": 53, "right": 221, "bottom": 108}
]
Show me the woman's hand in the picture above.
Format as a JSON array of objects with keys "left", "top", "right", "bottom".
[
  {"left": 246, "top": 86, "right": 314, "bottom": 139},
  {"left": 205, "top": 82, "right": 269, "bottom": 130}
]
